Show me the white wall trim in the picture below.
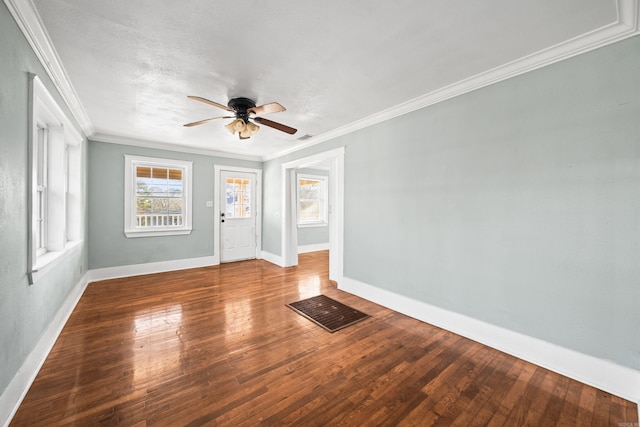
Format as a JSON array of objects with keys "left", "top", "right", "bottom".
[
  {"left": 4, "top": 0, "right": 93, "bottom": 137},
  {"left": 87, "top": 255, "right": 218, "bottom": 282},
  {"left": 298, "top": 243, "right": 330, "bottom": 254},
  {"left": 0, "top": 273, "right": 89, "bottom": 427},
  {"left": 263, "top": 0, "right": 640, "bottom": 162},
  {"left": 339, "top": 276, "right": 640, "bottom": 404},
  {"left": 260, "top": 250, "right": 285, "bottom": 267},
  {"left": 91, "top": 133, "right": 262, "bottom": 162}
]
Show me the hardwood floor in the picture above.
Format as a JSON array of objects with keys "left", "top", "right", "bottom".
[{"left": 11, "top": 251, "right": 638, "bottom": 426}]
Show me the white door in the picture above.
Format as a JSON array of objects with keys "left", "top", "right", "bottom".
[{"left": 220, "top": 171, "right": 257, "bottom": 262}]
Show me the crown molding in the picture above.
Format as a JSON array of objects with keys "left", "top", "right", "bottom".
[
  {"left": 4, "top": 0, "right": 94, "bottom": 137},
  {"left": 91, "top": 132, "right": 263, "bottom": 162},
  {"left": 264, "top": 0, "right": 640, "bottom": 162},
  {"left": 7, "top": 0, "right": 638, "bottom": 162}
]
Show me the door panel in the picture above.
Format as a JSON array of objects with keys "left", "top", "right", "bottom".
[
  {"left": 220, "top": 171, "right": 256, "bottom": 262},
  {"left": 241, "top": 226, "right": 251, "bottom": 247}
]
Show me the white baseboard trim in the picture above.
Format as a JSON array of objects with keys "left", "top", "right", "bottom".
[
  {"left": 261, "top": 250, "right": 285, "bottom": 267},
  {"left": 87, "top": 255, "right": 219, "bottom": 283},
  {"left": 339, "top": 276, "right": 640, "bottom": 404},
  {"left": 297, "top": 243, "right": 330, "bottom": 254},
  {"left": 0, "top": 273, "right": 89, "bottom": 427}
]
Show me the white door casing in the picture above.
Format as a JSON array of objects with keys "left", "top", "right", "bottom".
[
  {"left": 214, "top": 166, "right": 262, "bottom": 263},
  {"left": 281, "top": 147, "right": 345, "bottom": 282}
]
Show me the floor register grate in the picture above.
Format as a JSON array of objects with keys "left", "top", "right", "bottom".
[{"left": 287, "top": 294, "right": 370, "bottom": 332}]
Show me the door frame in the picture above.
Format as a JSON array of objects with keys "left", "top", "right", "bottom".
[
  {"left": 214, "top": 165, "right": 263, "bottom": 264},
  {"left": 281, "top": 147, "right": 345, "bottom": 282}
]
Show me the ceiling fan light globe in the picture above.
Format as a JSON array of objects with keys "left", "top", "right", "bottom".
[
  {"left": 239, "top": 128, "right": 251, "bottom": 139},
  {"left": 246, "top": 121, "right": 260, "bottom": 136},
  {"left": 225, "top": 120, "right": 238, "bottom": 135},
  {"left": 233, "top": 119, "right": 246, "bottom": 132}
]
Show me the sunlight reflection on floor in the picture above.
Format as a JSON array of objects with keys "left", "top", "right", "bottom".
[
  {"left": 224, "top": 298, "right": 254, "bottom": 339},
  {"left": 296, "top": 274, "right": 322, "bottom": 296},
  {"left": 133, "top": 304, "right": 183, "bottom": 385}
]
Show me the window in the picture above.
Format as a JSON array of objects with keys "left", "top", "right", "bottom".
[
  {"left": 35, "top": 127, "right": 48, "bottom": 255},
  {"left": 124, "top": 155, "right": 192, "bottom": 238},
  {"left": 225, "top": 176, "right": 252, "bottom": 219},
  {"left": 297, "top": 174, "right": 328, "bottom": 227},
  {"left": 29, "top": 74, "right": 83, "bottom": 274}
]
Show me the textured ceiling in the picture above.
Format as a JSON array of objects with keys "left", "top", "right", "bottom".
[{"left": 30, "top": 0, "right": 620, "bottom": 159}]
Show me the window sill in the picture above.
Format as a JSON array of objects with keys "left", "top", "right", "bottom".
[
  {"left": 32, "top": 240, "right": 83, "bottom": 281},
  {"left": 297, "top": 222, "right": 328, "bottom": 228},
  {"left": 125, "top": 227, "right": 192, "bottom": 238}
]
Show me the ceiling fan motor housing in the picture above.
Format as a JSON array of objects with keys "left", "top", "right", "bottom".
[{"left": 228, "top": 97, "right": 256, "bottom": 122}]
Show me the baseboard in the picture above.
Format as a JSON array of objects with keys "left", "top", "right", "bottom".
[
  {"left": 339, "top": 276, "right": 640, "bottom": 404},
  {"left": 297, "top": 243, "right": 330, "bottom": 254},
  {"left": 261, "top": 250, "right": 285, "bottom": 267},
  {"left": 87, "top": 255, "right": 219, "bottom": 283},
  {"left": 0, "top": 273, "right": 89, "bottom": 427}
]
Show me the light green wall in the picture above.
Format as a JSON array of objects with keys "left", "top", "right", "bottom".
[
  {"left": 87, "top": 141, "right": 261, "bottom": 269},
  {"left": 263, "top": 35, "right": 640, "bottom": 371},
  {"left": 261, "top": 160, "right": 283, "bottom": 255},
  {"left": 298, "top": 225, "right": 329, "bottom": 247},
  {"left": 0, "top": 3, "right": 88, "bottom": 395}
]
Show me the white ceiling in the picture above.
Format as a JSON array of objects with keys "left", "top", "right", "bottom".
[{"left": 21, "top": 0, "right": 637, "bottom": 160}]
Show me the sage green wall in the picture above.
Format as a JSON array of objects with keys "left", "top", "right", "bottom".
[
  {"left": 263, "top": 36, "right": 640, "bottom": 371},
  {"left": 261, "top": 161, "right": 283, "bottom": 255},
  {"left": 0, "top": 3, "right": 88, "bottom": 396},
  {"left": 298, "top": 225, "right": 329, "bottom": 247},
  {"left": 87, "top": 141, "right": 261, "bottom": 269}
]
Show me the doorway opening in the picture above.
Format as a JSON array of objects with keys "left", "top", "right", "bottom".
[{"left": 281, "top": 147, "right": 345, "bottom": 282}]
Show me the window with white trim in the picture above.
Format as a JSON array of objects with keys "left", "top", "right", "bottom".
[
  {"left": 29, "top": 74, "right": 83, "bottom": 274},
  {"left": 297, "top": 174, "right": 328, "bottom": 227},
  {"left": 34, "top": 127, "right": 48, "bottom": 255},
  {"left": 124, "top": 155, "right": 193, "bottom": 238}
]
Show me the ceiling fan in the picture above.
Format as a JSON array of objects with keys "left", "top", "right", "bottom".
[{"left": 184, "top": 96, "right": 297, "bottom": 140}]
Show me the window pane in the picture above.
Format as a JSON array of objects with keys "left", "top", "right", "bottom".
[
  {"left": 298, "top": 176, "right": 327, "bottom": 224},
  {"left": 225, "top": 177, "right": 252, "bottom": 219},
  {"left": 169, "top": 169, "right": 182, "bottom": 180},
  {"left": 152, "top": 167, "right": 168, "bottom": 179},
  {"left": 299, "top": 200, "right": 320, "bottom": 221},
  {"left": 136, "top": 166, "right": 151, "bottom": 178},
  {"left": 36, "top": 128, "right": 47, "bottom": 252},
  {"left": 135, "top": 164, "right": 185, "bottom": 228}
]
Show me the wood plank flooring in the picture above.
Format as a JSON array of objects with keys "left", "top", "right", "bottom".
[{"left": 11, "top": 251, "right": 639, "bottom": 426}]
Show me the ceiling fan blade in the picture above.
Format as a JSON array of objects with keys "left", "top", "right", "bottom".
[
  {"left": 253, "top": 117, "right": 297, "bottom": 135},
  {"left": 248, "top": 102, "right": 286, "bottom": 115},
  {"left": 187, "top": 96, "right": 234, "bottom": 112},
  {"left": 183, "top": 116, "right": 234, "bottom": 127}
]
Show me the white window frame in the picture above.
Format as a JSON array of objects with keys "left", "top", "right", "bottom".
[
  {"left": 297, "top": 174, "right": 328, "bottom": 228},
  {"left": 35, "top": 127, "right": 48, "bottom": 256},
  {"left": 124, "top": 155, "right": 193, "bottom": 238},
  {"left": 29, "top": 74, "right": 84, "bottom": 278}
]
